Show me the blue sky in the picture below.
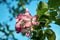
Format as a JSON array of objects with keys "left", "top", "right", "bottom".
[{"left": 0, "top": 0, "right": 60, "bottom": 40}]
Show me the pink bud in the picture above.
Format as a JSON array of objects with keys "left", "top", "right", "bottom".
[
  {"left": 15, "top": 26, "right": 21, "bottom": 33},
  {"left": 26, "top": 8, "right": 29, "bottom": 12},
  {"left": 26, "top": 32, "right": 30, "bottom": 37}
]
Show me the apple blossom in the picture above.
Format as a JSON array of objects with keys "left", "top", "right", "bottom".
[{"left": 15, "top": 8, "right": 39, "bottom": 37}]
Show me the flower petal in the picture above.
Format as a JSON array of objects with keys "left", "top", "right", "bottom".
[
  {"left": 15, "top": 24, "right": 23, "bottom": 33},
  {"left": 24, "top": 22, "right": 32, "bottom": 28},
  {"left": 26, "top": 32, "right": 30, "bottom": 37},
  {"left": 25, "top": 8, "right": 32, "bottom": 18},
  {"left": 21, "top": 29, "right": 27, "bottom": 33},
  {"left": 32, "top": 22, "right": 39, "bottom": 25}
]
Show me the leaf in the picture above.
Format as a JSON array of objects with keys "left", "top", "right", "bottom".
[
  {"left": 37, "top": 1, "right": 48, "bottom": 10},
  {"left": 9, "top": 17, "right": 13, "bottom": 21},
  {"left": 33, "top": 25, "right": 41, "bottom": 30},
  {"left": 0, "top": 23, "right": 2, "bottom": 27},
  {"left": 45, "top": 19, "right": 51, "bottom": 28},
  {"left": 48, "top": 0, "right": 60, "bottom": 9},
  {"left": 9, "top": 9, "right": 11, "bottom": 13},
  {"left": 45, "top": 29, "right": 56, "bottom": 40},
  {"left": 37, "top": 8, "right": 48, "bottom": 17},
  {"left": 37, "top": 30, "right": 45, "bottom": 40},
  {"left": 0, "top": 1, "right": 2, "bottom": 4},
  {"left": 44, "top": 11, "right": 50, "bottom": 16},
  {"left": 50, "top": 11, "right": 57, "bottom": 16},
  {"left": 31, "top": 30, "right": 45, "bottom": 40},
  {"left": 31, "top": 30, "right": 39, "bottom": 40},
  {"left": 22, "top": 33, "right": 26, "bottom": 36},
  {"left": 49, "top": 11, "right": 57, "bottom": 21},
  {"left": 19, "top": 9, "right": 25, "bottom": 13},
  {"left": 3, "top": 0, "right": 6, "bottom": 3},
  {"left": 12, "top": 6, "right": 15, "bottom": 11},
  {"left": 5, "top": 24, "right": 9, "bottom": 31},
  {"left": 37, "top": 1, "right": 48, "bottom": 17},
  {"left": 56, "top": 11, "right": 60, "bottom": 19},
  {"left": 9, "top": 30, "right": 14, "bottom": 35},
  {"left": 55, "top": 19, "right": 60, "bottom": 25}
]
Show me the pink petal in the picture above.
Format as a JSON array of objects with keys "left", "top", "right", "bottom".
[
  {"left": 15, "top": 24, "right": 23, "bottom": 33},
  {"left": 25, "top": 8, "right": 32, "bottom": 18},
  {"left": 26, "top": 32, "right": 30, "bottom": 37},
  {"left": 34, "top": 15, "right": 39, "bottom": 19},
  {"left": 16, "top": 20, "right": 23, "bottom": 26},
  {"left": 25, "top": 8, "right": 29, "bottom": 12},
  {"left": 15, "top": 26, "right": 21, "bottom": 33},
  {"left": 30, "top": 27, "right": 33, "bottom": 31},
  {"left": 32, "top": 22, "right": 39, "bottom": 25},
  {"left": 25, "top": 13, "right": 32, "bottom": 19},
  {"left": 16, "top": 14, "right": 23, "bottom": 22},
  {"left": 32, "top": 17, "right": 36, "bottom": 22},
  {"left": 16, "top": 16, "right": 20, "bottom": 22},
  {"left": 32, "top": 15, "right": 38, "bottom": 21},
  {"left": 22, "top": 17, "right": 31, "bottom": 22},
  {"left": 24, "top": 22, "right": 32, "bottom": 28},
  {"left": 19, "top": 14, "right": 30, "bottom": 21},
  {"left": 16, "top": 19, "right": 19, "bottom": 22},
  {"left": 21, "top": 29, "right": 27, "bottom": 33}
]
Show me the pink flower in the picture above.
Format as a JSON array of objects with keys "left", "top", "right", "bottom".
[{"left": 15, "top": 8, "right": 39, "bottom": 37}]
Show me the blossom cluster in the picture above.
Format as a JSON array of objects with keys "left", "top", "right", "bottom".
[{"left": 15, "top": 8, "right": 39, "bottom": 37}]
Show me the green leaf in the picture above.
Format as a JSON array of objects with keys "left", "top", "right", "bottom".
[
  {"left": 55, "top": 19, "right": 60, "bottom": 25},
  {"left": 31, "top": 30, "right": 37, "bottom": 40},
  {"left": 37, "top": 30, "right": 45, "bottom": 40},
  {"left": 44, "top": 11, "right": 50, "bottom": 16},
  {"left": 37, "top": 8, "right": 48, "bottom": 17},
  {"left": 45, "top": 29, "right": 56, "bottom": 40},
  {"left": 9, "top": 30, "right": 14, "bottom": 35},
  {"left": 49, "top": 11, "right": 57, "bottom": 21},
  {"left": 31, "top": 30, "right": 45, "bottom": 40},
  {"left": 37, "top": 1, "right": 48, "bottom": 10},
  {"left": 33, "top": 25, "right": 41, "bottom": 30},
  {"left": 37, "top": 1, "right": 48, "bottom": 17},
  {"left": 50, "top": 11, "right": 57, "bottom": 16},
  {"left": 56, "top": 10, "right": 60, "bottom": 19},
  {"left": 48, "top": 0, "right": 60, "bottom": 9}
]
